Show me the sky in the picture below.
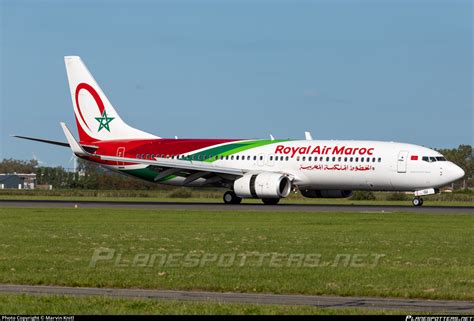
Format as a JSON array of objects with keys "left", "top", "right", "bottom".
[{"left": 0, "top": 0, "right": 472, "bottom": 167}]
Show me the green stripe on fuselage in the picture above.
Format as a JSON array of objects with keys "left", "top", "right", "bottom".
[
  {"left": 190, "top": 139, "right": 286, "bottom": 162},
  {"left": 121, "top": 167, "right": 176, "bottom": 182}
]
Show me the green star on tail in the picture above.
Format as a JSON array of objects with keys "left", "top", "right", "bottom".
[{"left": 95, "top": 110, "right": 115, "bottom": 132}]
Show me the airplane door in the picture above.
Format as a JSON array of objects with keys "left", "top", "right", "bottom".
[
  {"left": 116, "top": 147, "right": 125, "bottom": 167},
  {"left": 397, "top": 151, "right": 408, "bottom": 173}
]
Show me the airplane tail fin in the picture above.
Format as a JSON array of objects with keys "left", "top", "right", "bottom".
[{"left": 64, "top": 56, "right": 158, "bottom": 143}]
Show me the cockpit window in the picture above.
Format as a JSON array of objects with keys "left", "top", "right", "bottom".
[{"left": 422, "top": 156, "right": 447, "bottom": 163}]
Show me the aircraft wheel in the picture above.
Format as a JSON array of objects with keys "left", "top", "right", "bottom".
[
  {"left": 262, "top": 198, "right": 280, "bottom": 205},
  {"left": 412, "top": 197, "right": 423, "bottom": 207},
  {"left": 223, "top": 191, "right": 242, "bottom": 204}
]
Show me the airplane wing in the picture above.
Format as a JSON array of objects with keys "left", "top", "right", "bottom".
[{"left": 99, "top": 154, "right": 245, "bottom": 177}]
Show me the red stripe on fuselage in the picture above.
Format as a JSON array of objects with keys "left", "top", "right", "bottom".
[{"left": 82, "top": 138, "right": 240, "bottom": 166}]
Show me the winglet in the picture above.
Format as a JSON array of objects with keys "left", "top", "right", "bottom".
[
  {"left": 60, "top": 122, "right": 89, "bottom": 156},
  {"left": 305, "top": 131, "right": 313, "bottom": 141}
]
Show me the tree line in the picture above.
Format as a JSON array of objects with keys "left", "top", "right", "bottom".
[{"left": 0, "top": 144, "right": 472, "bottom": 190}]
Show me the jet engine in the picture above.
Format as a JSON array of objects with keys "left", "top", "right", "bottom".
[
  {"left": 234, "top": 173, "right": 292, "bottom": 199},
  {"left": 300, "top": 189, "right": 353, "bottom": 198}
]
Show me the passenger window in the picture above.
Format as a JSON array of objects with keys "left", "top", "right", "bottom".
[
  {"left": 260, "top": 156, "right": 263, "bottom": 161},
  {"left": 296, "top": 156, "right": 300, "bottom": 161},
  {"left": 355, "top": 157, "right": 358, "bottom": 162},
  {"left": 286, "top": 156, "right": 289, "bottom": 161},
  {"left": 236, "top": 155, "right": 239, "bottom": 160},
  {"left": 332, "top": 157, "right": 335, "bottom": 162},
  {"left": 326, "top": 157, "right": 329, "bottom": 162},
  {"left": 253, "top": 156, "right": 257, "bottom": 161},
  {"left": 226, "top": 156, "right": 229, "bottom": 160},
  {"left": 350, "top": 157, "right": 353, "bottom": 162},
  {"left": 308, "top": 156, "right": 312, "bottom": 161},
  {"left": 344, "top": 157, "right": 347, "bottom": 162},
  {"left": 378, "top": 157, "right": 381, "bottom": 162},
  {"left": 231, "top": 155, "right": 234, "bottom": 160},
  {"left": 338, "top": 157, "right": 341, "bottom": 162},
  {"left": 247, "top": 156, "right": 251, "bottom": 160},
  {"left": 361, "top": 157, "right": 364, "bottom": 162},
  {"left": 302, "top": 156, "right": 306, "bottom": 161},
  {"left": 269, "top": 156, "right": 273, "bottom": 161},
  {"left": 320, "top": 157, "right": 323, "bottom": 161}
]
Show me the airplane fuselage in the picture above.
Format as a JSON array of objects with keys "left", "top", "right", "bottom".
[{"left": 87, "top": 138, "right": 463, "bottom": 192}]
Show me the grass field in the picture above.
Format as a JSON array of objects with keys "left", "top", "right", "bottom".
[
  {"left": 0, "top": 207, "right": 472, "bottom": 303},
  {"left": 0, "top": 294, "right": 404, "bottom": 315}
]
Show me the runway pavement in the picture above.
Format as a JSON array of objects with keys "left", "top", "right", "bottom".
[
  {"left": 0, "top": 199, "right": 472, "bottom": 213},
  {"left": 0, "top": 284, "right": 472, "bottom": 313}
]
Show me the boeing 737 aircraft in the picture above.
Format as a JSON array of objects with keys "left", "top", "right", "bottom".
[{"left": 15, "top": 56, "right": 465, "bottom": 206}]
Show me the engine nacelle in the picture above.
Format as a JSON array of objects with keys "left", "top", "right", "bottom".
[
  {"left": 300, "top": 189, "right": 353, "bottom": 198},
  {"left": 234, "top": 173, "right": 292, "bottom": 199}
]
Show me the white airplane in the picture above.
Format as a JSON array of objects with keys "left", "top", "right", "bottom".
[{"left": 15, "top": 56, "right": 465, "bottom": 206}]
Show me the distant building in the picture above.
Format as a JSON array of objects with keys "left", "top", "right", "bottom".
[{"left": 0, "top": 173, "right": 36, "bottom": 189}]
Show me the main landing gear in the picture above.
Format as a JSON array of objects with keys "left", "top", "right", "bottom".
[
  {"left": 223, "top": 191, "right": 281, "bottom": 205},
  {"left": 412, "top": 197, "right": 424, "bottom": 207},
  {"left": 223, "top": 191, "right": 242, "bottom": 204}
]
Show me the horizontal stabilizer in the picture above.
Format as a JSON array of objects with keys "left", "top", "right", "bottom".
[{"left": 12, "top": 135, "right": 69, "bottom": 147}]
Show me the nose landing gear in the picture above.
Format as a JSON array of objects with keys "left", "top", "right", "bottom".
[{"left": 412, "top": 197, "right": 424, "bottom": 207}]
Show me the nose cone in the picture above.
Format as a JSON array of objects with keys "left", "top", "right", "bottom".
[{"left": 450, "top": 163, "right": 465, "bottom": 181}]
